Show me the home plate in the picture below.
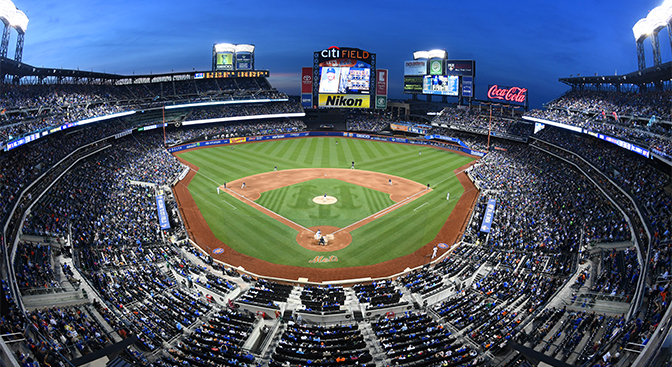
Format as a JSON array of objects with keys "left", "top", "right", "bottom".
[{"left": 313, "top": 195, "right": 337, "bottom": 205}]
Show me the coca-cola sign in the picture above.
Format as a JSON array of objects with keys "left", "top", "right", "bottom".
[{"left": 487, "top": 85, "right": 527, "bottom": 104}]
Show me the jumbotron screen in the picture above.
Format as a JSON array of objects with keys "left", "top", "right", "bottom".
[
  {"left": 422, "top": 75, "right": 459, "bottom": 96},
  {"left": 318, "top": 65, "right": 370, "bottom": 94}
]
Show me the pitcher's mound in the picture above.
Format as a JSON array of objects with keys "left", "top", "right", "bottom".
[
  {"left": 296, "top": 226, "right": 352, "bottom": 252},
  {"left": 313, "top": 195, "right": 337, "bottom": 205}
]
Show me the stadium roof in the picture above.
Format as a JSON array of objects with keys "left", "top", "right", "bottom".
[
  {"left": 0, "top": 57, "right": 125, "bottom": 81},
  {"left": 0, "top": 57, "right": 268, "bottom": 83},
  {"left": 558, "top": 61, "right": 672, "bottom": 87}
]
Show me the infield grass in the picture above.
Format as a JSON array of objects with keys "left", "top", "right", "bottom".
[
  {"left": 178, "top": 137, "right": 474, "bottom": 268},
  {"left": 256, "top": 178, "right": 395, "bottom": 229}
]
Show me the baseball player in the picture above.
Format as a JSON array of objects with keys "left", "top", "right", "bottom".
[
  {"left": 446, "top": 192, "right": 450, "bottom": 201},
  {"left": 217, "top": 187, "right": 220, "bottom": 195},
  {"left": 432, "top": 246, "right": 438, "bottom": 259},
  {"left": 388, "top": 179, "right": 392, "bottom": 186},
  {"left": 323, "top": 192, "right": 327, "bottom": 202},
  {"left": 274, "top": 166, "right": 277, "bottom": 171},
  {"left": 241, "top": 182, "right": 246, "bottom": 189},
  {"left": 351, "top": 161, "right": 355, "bottom": 169}
]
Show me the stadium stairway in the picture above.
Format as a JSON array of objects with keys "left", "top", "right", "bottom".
[{"left": 358, "top": 322, "right": 389, "bottom": 365}]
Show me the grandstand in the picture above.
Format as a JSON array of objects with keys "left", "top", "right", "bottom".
[{"left": 0, "top": 4, "right": 671, "bottom": 367}]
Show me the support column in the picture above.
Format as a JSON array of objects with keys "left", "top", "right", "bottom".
[
  {"left": 636, "top": 39, "right": 646, "bottom": 71},
  {"left": 652, "top": 31, "right": 662, "bottom": 66},
  {"left": 0, "top": 22, "right": 9, "bottom": 58}
]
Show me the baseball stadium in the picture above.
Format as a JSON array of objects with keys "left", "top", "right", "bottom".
[{"left": 0, "top": 1, "right": 671, "bottom": 367}]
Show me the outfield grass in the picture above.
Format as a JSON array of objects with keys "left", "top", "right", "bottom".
[
  {"left": 178, "top": 137, "right": 474, "bottom": 268},
  {"left": 256, "top": 178, "right": 395, "bottom": 229}
]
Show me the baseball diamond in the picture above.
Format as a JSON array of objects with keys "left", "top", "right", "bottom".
[{"left": 173, "top": 136, "right": 478, "bottom": 282}]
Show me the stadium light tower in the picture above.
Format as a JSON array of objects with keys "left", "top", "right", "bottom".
[
  {"left": 11, "top": 8, "right": 27, "bottom": 63},
  {"left": 632, "top": 0, "right": 672, "bottom": 70},
  {"left": 0, "top": 0, "right": 15, "bottom": 58}
]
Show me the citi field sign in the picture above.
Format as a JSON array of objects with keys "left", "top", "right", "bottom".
[
  {"left": 318, "top": 46, "right": 372, "bottom": 63},
  {"left": 315, "top": 46, "right": 375, "bottom": 64}
]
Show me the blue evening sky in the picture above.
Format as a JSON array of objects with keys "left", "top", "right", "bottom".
[{"left": 13, "top": 0, "right": 671, "bottom": 108}]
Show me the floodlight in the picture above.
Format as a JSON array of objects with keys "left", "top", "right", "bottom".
[
  {"left": 234, "top": 44, "right": 254, "bottom": 53},
  {"left": 647, "top": 6, "right": 668, "bottom": 30},
  {"left": 11, "top": 9, "right": 27, "bottom": 32},
  {"left": 632, "top": 18, "right": 650, "bottom": 40},
  {"left": 214, "top": 43, "right": 236, "bottom": 53},
  {"left": 413, "top": 51, "right": 429, "bottom": 60},
  {"left": 427, "top": 49, "right": 447, "bottom": 59},
  {"left": 0, "top": 0, "right": 14, "bottom": 26}
]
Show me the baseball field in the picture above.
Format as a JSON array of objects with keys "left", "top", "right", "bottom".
[{"left": 174, "top": 136, "right": 475, "bottom": 272}]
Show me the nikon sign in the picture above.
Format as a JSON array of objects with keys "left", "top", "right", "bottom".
[{"left": 318, "top": 94, "right": 370, "bottom": 108}]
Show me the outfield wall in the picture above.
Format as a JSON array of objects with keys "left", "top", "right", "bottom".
[{"left": 167, "top": 131, "right": 485, "bottom": 157}]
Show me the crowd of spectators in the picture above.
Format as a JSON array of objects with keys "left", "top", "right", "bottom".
[
  {"left": 0, "top": 78, "right": 286, "bottom": 144},
  {"left": 432, "top": 107, "right": 534, "bottom": 138},
  {"left": 166, "top": 118, "right": 306, "bottom": 146},
  {"left": 28, "top": 304, "right": 113, "bottom": 359},
  {"left": 299, "top": 285, "right": 345, "bottom": 313},
  {"left": 525, "top": 89, "right": 672, "bottom": 158},
  {"left": 1, "top": 82, "right": 671, "bottom": 367},
  {"left": 271, "top": 321, "right": 373, "bottom": 366},
  {"left": 346, "top": 112, "right": 392, "bottom": 132}
]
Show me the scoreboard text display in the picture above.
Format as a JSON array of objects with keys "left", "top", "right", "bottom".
[{"left": 313, "top": 46, "right": 376, "bottom": 109}]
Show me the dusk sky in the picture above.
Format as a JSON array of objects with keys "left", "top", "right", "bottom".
[{"left": 13, "top": 0, "right": 671, "bottom": 109}]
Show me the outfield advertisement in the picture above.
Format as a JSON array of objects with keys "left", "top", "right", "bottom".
[
  {"left": 168, "top": 131, "right": 485, "bottom": 157},
  {"left": 318, "top": 94, "right": 370, "bottom": 108}
]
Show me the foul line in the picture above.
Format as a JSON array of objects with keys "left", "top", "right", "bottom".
[
  {"left": 433, "top": 166, "right": 468, "bottom": 187},
  {"left": 225, "top": 188, "right": 313, "bottom": 233},
  {"left": 414, "top": 202, "right": 429, "bottom": 211},
  {"left": 184, "top": 183, "right": 237, "bottom": 212},
  {"left": 220, "top": 199, "right": 237, "bottom": 209},
  {"left": 332, "top": 188, "right": 428, "bottom": 235}
]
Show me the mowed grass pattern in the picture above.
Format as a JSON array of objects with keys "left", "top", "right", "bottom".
[
  {"left": 256, "top": 179, "right": 395, "bottom": 229},
  {"left": 178, "top": 137, "right": 475, "bottom": 268}
]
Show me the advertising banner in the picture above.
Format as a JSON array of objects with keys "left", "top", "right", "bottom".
[
  {"left": 301, "top": 93, "right": 312, "bottom": 108},
  {"left": 445, "top": 60, "right": 475, "bottom": 76},
  {"left": 462, "top": 76, "right": 473, "bottom": 98},
  {"left": 318, "top": 94, "right": 370, "bottom": 108},
  {"left": 216, "top": 52, "right": 234, "bottom": 71},
  {"left": 230, "top": 137, "right": 247, "bottom": 143},
  {"left": 301, "top": 67, "right": 313, "bottom": 94},
  {"left": 480, "top": 198, "right": 497, "bottom": 233},
  {"left": 487, "top": 85, "right": 527, "bottom": 104},
  {"left": 376, "top": 69, "right": 388, "bottom": 96},
  {"left": 156, "top": 194, "right": 171, "bottom": 230},
  {"left": 404, "top": 60, "right": 427, "bottom": 75},
  {"left": 236, "top": 53, "right": 253, "bottom": 70},
  {"left": 429, "top": 59, "right": 444, "bottom": 75},
  {"left": 403, "top": 76, "right": 423, "bottom": 94},
  {"left": 375, "top": 96, "right": 387, "bottom": 109}
]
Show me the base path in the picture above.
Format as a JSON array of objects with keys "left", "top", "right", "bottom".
[
  {"left": 223, "top": 168, "right": 429, "bottom": 250},
  {"left": 174, "top": 156, "right": 479, "bottom": 282},
  {"left": 224, "top": 168, "right": 426, "bottom": 202}
]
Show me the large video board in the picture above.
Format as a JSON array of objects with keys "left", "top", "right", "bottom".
[
  {"left": 318, "top": 65, "right": 370, "bottom": 94},
  {"left": 313, "top": 46, "right": 376, "bottom": 109},
  {"left": 422, "top": 75, "right": 459, "bottom": 96}
]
